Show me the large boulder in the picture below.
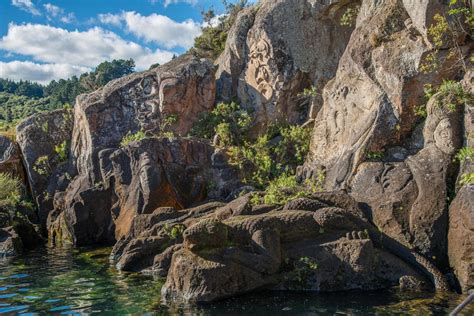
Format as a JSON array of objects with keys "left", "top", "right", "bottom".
[
  {"left": 216, "top": 0, "right": 356, "bottom": 133},
  {"left": 161, "top": 206, "right": 429, "bottom": 303},
  {"left": 49, "top": 137, "right": 240, "bottom": 246},
  {"left": 0, "top": 136, "right": 25, "bottom": 182},
  {"left": 72, "top": 54, "right": 216, "bottom": 182},
  {"left": 16, "top": 109, "right": 74, "bottom": 226},
  {"left": 448, "top": 185, "right": 474, "bottom": 293}
]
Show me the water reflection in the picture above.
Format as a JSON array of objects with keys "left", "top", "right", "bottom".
[{"left": 0, "top": 247, "right": 472, "bottom": 315}]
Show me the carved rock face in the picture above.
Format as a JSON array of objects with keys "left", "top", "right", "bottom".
[
  {"left": 305, "top": 0, "right": 459, "bottom": 189},
  {"left": 72, "top": 54, "right": 216, "bottom": 181},
  {"left": 217, "top": 0, "right": 355, "bottom": 134}
]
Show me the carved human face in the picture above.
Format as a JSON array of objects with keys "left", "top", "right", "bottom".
[{"left": 434, "top": 118, "right": 456, "bottom": 154}]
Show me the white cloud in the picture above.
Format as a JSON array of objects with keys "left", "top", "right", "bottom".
[
  {"left": 43, "top": 3, "right": 62, "bottom": 17},
  {"left": 122, "top": 11, "right": 201, "bottom": 49},
  {"left": 11, "top": 0, "right": 40, "bottom": 16},
  {"left": 148, "top": 0, "right": 197, "bottom": 6},
  {"left": 98, "top": 13, "right": 123, "bottom": 27},
  {"left": 0, "top": 23, "right": 176, "bottom": 71},
  {"left": 0, "top": 61, "right": 90, "bottom": 84},
  {"left": 43, "top": 3, "right": 75, "bottom": 23},
  {"left": 60, "top": 13, "right": 76, "bottom": 24}
]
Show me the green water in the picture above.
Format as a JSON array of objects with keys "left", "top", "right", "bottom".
[{"left": 0, "top": 247, "right": 472, "bottom": 315}]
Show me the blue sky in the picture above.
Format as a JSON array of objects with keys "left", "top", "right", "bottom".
[{"left": 0, "top": 0, "right": 228, "bottom": 84}]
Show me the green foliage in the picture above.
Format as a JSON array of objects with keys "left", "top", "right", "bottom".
[
  {"left": 460, "top": 172, "right": 474, "bottom": 185},
  {"left": 54, "top": 141, "right": 69, "bottom": 163},
  {"left": 455, "top": 146, "right": 474, "bottom": 163},
  {"left": 120, "top": 130, "right": 147, "bottom": 148},
  {"left": 261, "top": 173, "right": 322, "bottom": 205},
  {"left": 421, "top": 2, "right": 473, "bottom": 73},
  {"left": 163, "top": 224, "right": 186, "bottom": 240},
  {"left": 193, "top": 0, "right": 250, "bottom": 59},
  {"left": 298, "top": 86, "right": 319, "bottom": 98},
  {"left": 228, "top": 125, "right": 312, "bottom": 189},
  {"left": 366, "top": 150, "right": 385, "bottom": 160},
  {"left": 33, "top": 156, "right": 51, "bottom": 176},
  {"left": 435, "top": 80, "right": 472, "bottom": 111},
  {"left": 191, "top": 101, "right": 252, "bottom": 146},
  {"left": 340, "top": 5, "right": 360, "bottom": 27},
  {"left": 0, "top": 173, "right": 22, "bottom": 209},
  {"left": 80, "top": 59, "right": 135, "bottom": 91}
]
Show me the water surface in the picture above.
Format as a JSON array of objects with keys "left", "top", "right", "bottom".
[{"left": 0, "top": 247, "right": 472, "bottom": 315}]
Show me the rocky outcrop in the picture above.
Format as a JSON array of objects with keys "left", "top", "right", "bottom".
[
  {"left": 448, "top": 185, "right": 474, "bottom": 293},
  {"left": 72, "top": 54, "right": 215, "bottom": 182},
  {"left": 160, "top": 197, "right": 447, "bottom": 303},
  {"left": 301, "top": 0, "right": 467, "bottom": 267},
  {"left": 49, "top": 137, "right": 240, "bottom": 246},
  {"left": 16, "top": 109, "right": 74, "bottom": 226},
  {"left": 0, "top": 136, "right": 25, "bottom": 182},
  {"left": 216, "top": 0, "right": 356, "bottom": 133}
]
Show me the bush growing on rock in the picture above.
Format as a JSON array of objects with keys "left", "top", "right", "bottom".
[
  {"left": 120, "top": 130, "right": 147, "bottom": 148},
  {"left": 0, "top": 173, "right": 21, "bottom": 209},
  {"left": 193, "top": 0, "right": 251, "bottom": 59}
]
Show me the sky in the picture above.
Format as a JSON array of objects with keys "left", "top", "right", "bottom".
[{"left": 0, "top": 0, "right": 228, "bottom": 84}]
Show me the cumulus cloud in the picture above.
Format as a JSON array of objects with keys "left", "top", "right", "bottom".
[
  {"left": 0, "top": 23, "right": 175, "bottom": 70},
  {"left": 0, "top": 61, "right": 90, "bottom": 84},
  {"left": 11, "top": 0, "right": 40, "bottom": 16},
  {"left": 122, "top": 12, "right": 201, "bottom": 49}
]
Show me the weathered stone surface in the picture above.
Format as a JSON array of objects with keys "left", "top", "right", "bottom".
[
  {"left": 349, "top": 89, "right": 464, "bottom": 266},
  {"left": 216, "top": 0, "right": 355, "bottom": 133},
  {"left": 111, "top": 202, "right": 224, "bottom": 272},
  {"left": 50, "top": 137, "right": 239, "bottom": 247},
  {"left": 16, "top": 109, "right": 74, "bottom": 226},
  {"left": 0, "top": 136, "right": 25, "bottom": 182},
  {"left": 0, "top": 227, "right": 23, "bottom": 257},
  {"left": 304, "top": 0, "right": 459, "bottom": 189},
  {"left": 448, "top": 185, "right": 474, "bottom": 293},
  {"left": 72, "top": 54, "right": 216, "bottom": 182},
  {"left": 161, "top": 206, "right": 442, "bottom": 303}
]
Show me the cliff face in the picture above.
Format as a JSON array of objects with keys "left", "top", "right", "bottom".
[{"left": 2, "top": 0, "right": 473, "bottom": 302}]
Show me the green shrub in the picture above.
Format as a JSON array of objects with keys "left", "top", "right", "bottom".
[
  {"left": 54, "top": 140, "right": 68, "bottom": 163},
  {"left": 366, "top": 151, "right": 384, "bottom": 160},
  {"left": 33, "top": 155, "right": 51, "bottom": 176},
  {"left": 435, "top": 80, "right": 472, "bottom": 112},
  {"left": 120, "top": 130, "right": 147, "bottom": 148},
  {"left": 190, "top": 101, "right": 251, "bottom": 146},
  {"left": 340, "top": 5, "right": 360, "bottom": 27},
  {"left": 460, "top": 172, "right": 474, "bottom": 185},
  {"left": 0, "top": 173, "right": 22, "bottom": 208},
  {"left": 193, "top": 0, "right": 251, "bottom": 59},
  {"left": 455, "top": 146, "right": 474, "bottom": 163}
]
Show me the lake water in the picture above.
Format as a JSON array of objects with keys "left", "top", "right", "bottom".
[{"left": 0, "top": 247, "right": 472, "bottom": 315}]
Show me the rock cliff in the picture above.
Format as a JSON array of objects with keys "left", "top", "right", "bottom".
[{"left": 1, "top": 0, "right": 473, "bottom": 302}]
